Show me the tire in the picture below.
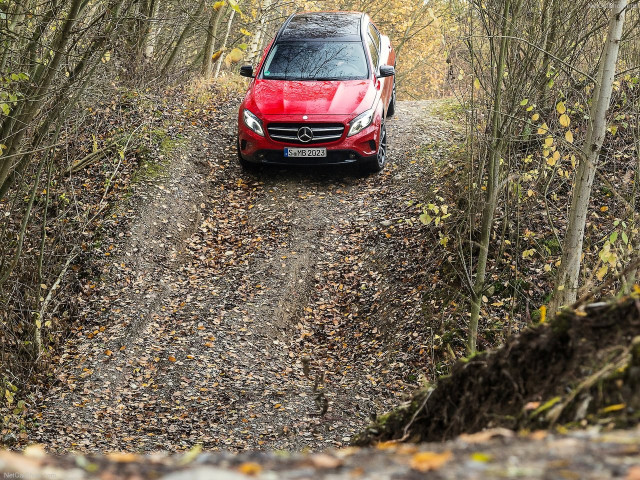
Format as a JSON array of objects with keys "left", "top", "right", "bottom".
[
  {"left": 237, "top": 138, "right": 257, "bottom": 170},
  {"left": 362, "top": 121, "right": 387, "bottom": 173},
  {"left": 386, "top": 79, "right": 396, "bottom": 118}
]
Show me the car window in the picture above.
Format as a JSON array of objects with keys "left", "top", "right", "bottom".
[
  {"left": 261, "top": 41, "right": 369, "bottom": 80},
  {"left": 368, "top": 23, "right": 381, "bottom": 52},
  {"left": 366, "top": 34, "right": 379, "bottom": 70}
]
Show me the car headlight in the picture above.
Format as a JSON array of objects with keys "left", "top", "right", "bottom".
[
  {"left": 243, "top": 109, "right": 264, "bottom": 136},
  {"left": 347, "top": 108, "right": 374, "bottom": 137}
]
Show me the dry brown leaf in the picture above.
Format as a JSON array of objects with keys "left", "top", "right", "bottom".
[
  {"left": 106, "top": 452, "right": 139, "bottom": 462},
  {"left": 309, "top": 453, "right": 343, "bottom": 469},
  {"left": 529, "top": 430, "right": 548, "bottom": 440},
  {"left": 410, "top": 450, "right": 452, "bottom": 472},
  {"left": 458, "top": 428, "right": 515, "bottom": 443},
  {"left": 376, "top": 440, "right": 399, "bottom": 450},
  {"left": 626, "top": 466, "right": 640, "bottom": 480},
  {"left": 238, "top": 462, "right": 262, "bottom": 475}
]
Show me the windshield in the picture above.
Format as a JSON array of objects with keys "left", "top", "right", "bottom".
[{"left": 261, "top": 41, "right": 369, "bottom": 81}]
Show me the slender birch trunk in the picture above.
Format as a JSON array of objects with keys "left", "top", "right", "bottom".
[
  {"left": 468, "top": 0, "right": 513, "bottom": 354},
  {"left": 214, "top": 8, "right": 236, "bottom": 78},
  {"left": 549, "top": 0, "right": 628, "bottom": 313},
  {"left": 202, "top": 3, "right": 226, "bottom": 78}
]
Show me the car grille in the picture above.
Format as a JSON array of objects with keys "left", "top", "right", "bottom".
[{"left": 267, "top": 123, "right": 345, "bottom": 144}]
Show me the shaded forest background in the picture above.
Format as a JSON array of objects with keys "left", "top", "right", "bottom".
[{"left": 1, "top": 0, "right": 639, "bottom": 443}]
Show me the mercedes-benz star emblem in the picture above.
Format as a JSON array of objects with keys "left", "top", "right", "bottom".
[{"left": 297, "top": 126, "right": 313, "bottom": 143}]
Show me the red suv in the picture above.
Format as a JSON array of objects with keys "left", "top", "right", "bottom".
[{"left": 237, "top": 12, "right": 396, "bottom": 172}]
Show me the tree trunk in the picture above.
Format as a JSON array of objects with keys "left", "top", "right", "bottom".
[
  {"left": 201, "top": 3, "right": 226, "bottom": 78},
  {"left": 549, "top": 0, "right": 627, "bottom": 313},
  {"left": 468, "top": 0, "right": 513, "bottom": 354},
  {"left": 214, "top": 7, "right": 236, "bottom": 78},
  {"left": 246, "top": 0, "right": 272, "bottom": 64},
  {"left": 161, "top": 0, "right": 207, "bottom": 76},
  {"left": 135, "top": 0, "right": 161, "bottom": 65},
  {"left": 0, "top": 0, "right": 84, "bottom": 195}
]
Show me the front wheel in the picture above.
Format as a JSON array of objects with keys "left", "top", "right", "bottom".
[
  {"left": 362, "top": 121, "right": 387, "bottom": 173},
  {"left": 237, "top": 138, "right": 257, "bottom": 171}
]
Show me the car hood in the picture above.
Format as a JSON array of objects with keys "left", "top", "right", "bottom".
[{"left": 249, "top": 79, "right": 374, "bottom": 116}]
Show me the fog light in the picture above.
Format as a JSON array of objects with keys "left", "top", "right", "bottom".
[
  {"left": 368, "top": 140, "right": 376, "bottom": 151},
  {"left": 258, "top": 153, "right": 265, "bottom": 159},
  {"left": 349, "top": 153, "right": 356, "bottom": 159}
]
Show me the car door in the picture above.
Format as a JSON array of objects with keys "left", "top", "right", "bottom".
[{"left": 366, "top": 22, "right": 393, "bottom": 115}]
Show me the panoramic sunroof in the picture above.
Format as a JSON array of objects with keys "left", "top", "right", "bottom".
[{"left": 280, "top": 13, "right": 361, "bottom": 40}]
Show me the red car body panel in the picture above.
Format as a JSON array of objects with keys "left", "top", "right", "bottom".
[
  {"left": 237, "top": 12, "right": 396, "bottom": 168},
  {"left": 249, "top": 80, "right": 374, "bottom": 116}
]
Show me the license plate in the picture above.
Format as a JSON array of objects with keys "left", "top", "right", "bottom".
[{"left": 284, "top": 147, "right": 327, "bottom": 158}]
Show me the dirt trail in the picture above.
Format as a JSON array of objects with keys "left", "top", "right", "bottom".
[{"left": 34, "top": 99, "right": 460, "bottom": 453}]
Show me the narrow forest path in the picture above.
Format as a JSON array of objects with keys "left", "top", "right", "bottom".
[{"left": 33, "top": 99, "right": 462, "bottom": 453}]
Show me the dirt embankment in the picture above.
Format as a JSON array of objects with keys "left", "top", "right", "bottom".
[
  {"left": 30, "top": 99, "right": 463, "bottom": 453},
  {"left": 356, "top": 294, "right": 640, "bottom": 445}
]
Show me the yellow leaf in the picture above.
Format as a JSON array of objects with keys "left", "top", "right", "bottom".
[
  {"left": 600, "top": 206, "right": 608, "bottom": 212},
  {"left": 106, "top": 452, "right": 139, "bottom": 462},
  {"left": 553, "top": 151, "right": 560, "bottom": 162},
  {"left": 376, "top": 440, "right": 399, "bottom": 450},
  {"left": 520, "top": 99, "right": 529, "bottom": 106},
  {"left": 168, "top": 355, "right": 177, "bottom": 362},
  {"left": 410, "top": 451, "right": 452, "bottom": 472},
  {"left": 559, "top": 114, "right": 570, "bottom": 127},
  {"left": 213, "top": 1, "right": 225, "bottom": 10},
  {"left": 470, "top": 452, "right": 493, "bottom": 463},
  {"left": 537, "top": 123, "right": 549, "bottom": 135},
  {"left": 556, "top": 101, "right": 566, "bottom": 114},
  {"left": 596, "top": 265, "right": 608, "bottom": 281},
  {"left": 179, "top": 444, "right": 202, "bottom": 465},
  {"left": 474, "top": 77, "right": 480, "bottom": 89},
  {"left": 601, "top": 403, "right": 626, "bottom": 413},
  {"left": 527, "top": 189, "right": 534, "bottom": 197},
  {"left": 531, "top": 113, "right": 540, "bottom": 122},
  {"left": 224, "top": 47, "right": 244, "bottom": 66},
  {"left": 238, "top": 462, "right": 262, "bottom": 475},
  {"left": 544, "top": 136, "right": 554, "bottom": 147},
  {"left": 539, "top": 305, "right": 547, "bottom": 323},
  {"left": 211, "top": 50, "right": 223, "bottom": 62},
  {"left": 546, "top": 157, "right": 556, "bottom": 167},
  {"left": 565, "top": 130, "right": 574, "bottom": 143},
  {"left": 240, "top": 28, "right": 251, "bottom": 36},
  {"left": 105, "top": 350, "right": 113, "bottom": 356}
]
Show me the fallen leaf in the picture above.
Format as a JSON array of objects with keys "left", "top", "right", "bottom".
[
  {"left": 458, "top": 428, "right": 515, "bottom": 443},
  {"left": 238, "top": 462, "right": 262, "bottom": 475},
  {"left": 410, "top": 450, "right": 452, "bottom": 472},
  {"left": 309, "top": 453, "right": 343, "bottom": 469}
]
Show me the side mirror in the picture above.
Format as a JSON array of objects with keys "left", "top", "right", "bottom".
[
  {"left": 240, "top": 65, "right": 254, "bottom": 78},
  {"left": 379, "top": 65, "right": 395, "bottom": 78}
]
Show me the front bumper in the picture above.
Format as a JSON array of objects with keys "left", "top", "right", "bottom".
[
  {"left": 238, "top": 113, "right": 380, "bottom": 166},
  {"left": 243, "top": 148, "right": 377, "bottom": 165}
]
